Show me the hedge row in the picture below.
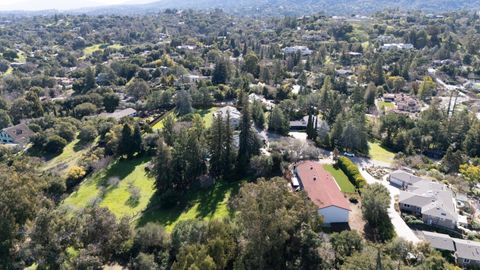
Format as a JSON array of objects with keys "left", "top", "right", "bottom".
[{"left": 337, "top": 156, "right": 367, "bottom": 189}]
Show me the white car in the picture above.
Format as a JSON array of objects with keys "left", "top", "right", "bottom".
[{"left": 343, "top": 152, "right": 355, "bottom": 157}]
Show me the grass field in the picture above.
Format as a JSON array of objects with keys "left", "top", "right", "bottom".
[
  {"left": 196, "top": 107, "right": 218, "bottom": 128},
  {"left": 152, "top": 111, "right": 174, "bottom": 130},
  {"left": 63, "top": 155, "right": 239, "bottom": 231},
  {"left": 368, "top": 142, "right": 395, "bottom": 164},
  {"left": 323, "top": 164, "right": 356, "bottom": 193},
  {"left": 43, "top": 138, "right": 93, "bottom": 173},
  {"left": 62, "top": 157, "right": 155, "bottom": 219},
  {"left": 152, "top": 107, "right": 218, "bottom": 130},
  {"left": 138, "top": 180, "right": 240, "bottom": 232},
  {"left": 81, "top": 43, "right": 123, "bottom": 59},
  {"left": 378, "top": 101, "right": 395, "bottom": 111},
  {"left": 82, "top": 44, "right": 103, "bottom": 57},
  {"left": 15, "top": 50, "right": 27, "bottom": 63}
]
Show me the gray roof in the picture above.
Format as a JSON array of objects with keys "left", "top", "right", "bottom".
[
  {"left": 390, "top": 170, "right": 423, "bottom": 185},
  {"left": 399, "top": 180, "right": 458, "bottom": 222},
  {"left": 99, "top": 108, "right": 137, "bottom": 120},
  {"left": 2, "top": 123, "right": 34, "bottom": 146},
  {"left": 214, "top": 106, "right": 241, "bottom": 120},
  {"left": 454, "top": 238, "right": 480, "bottom": 261},
  {"left": 422, "top": 231, "right": 455, "bottom": 252}
]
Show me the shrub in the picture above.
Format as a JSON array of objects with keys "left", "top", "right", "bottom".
[
  {"left": 45, "top": 135, "right": 68, "bottom": 154},
  {"left": 78, "top": 125, "right": 98, "bottom": 142},
  {"left": 337, "top": 156, "right": 367, "bottom": 188},
  {"left": 66, "top": 166, "right": 87, "bottom": 189}
]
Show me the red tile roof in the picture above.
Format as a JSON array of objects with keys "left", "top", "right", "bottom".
[{"left": 295, "top": 161, "right": 351, "bottom": 211}]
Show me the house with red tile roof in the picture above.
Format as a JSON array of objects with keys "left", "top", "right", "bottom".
[{"left": 294, "top": 161, "right": 351, "bottom": 224}]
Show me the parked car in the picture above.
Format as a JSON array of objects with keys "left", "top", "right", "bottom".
[{"left": 343, "top": 152, "right": 355, "bottom": 157}]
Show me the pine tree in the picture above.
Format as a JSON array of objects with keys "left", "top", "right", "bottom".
[
  {"left": 237, "top": 95, "right": 259, "bottom": 173},
  {"left": 212, "top": 58, "right": 229, "bottom": 85},
  {"left": 154, "top": 139, "right": 173, "bottom": 192},
  {"left": 162, "top": 114, "right": 176, "bottom": 146},
  {"left": 223, "top": 111, "right": 235, "bottom": 178},
  {"left": 84, "top": 66, "right": 96, "bottom": 92},
  {"left": 209, "top": 115, "right": 225, "bottom": 177},
  {"left": 118, "top": 124, "right": 133, "bottom": 158},
  {"left": 306, "top": 113, "right": 314, "bottom": 140},
  {"left": 132, "top": 124, "right": 143, "bottom": 157}
]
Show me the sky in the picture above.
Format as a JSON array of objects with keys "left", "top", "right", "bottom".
[{"left": 0, "top": 0, "right": 157, "bottom": 11}]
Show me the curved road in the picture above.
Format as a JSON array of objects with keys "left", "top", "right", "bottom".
[{"left": 358, "top": 165, "right": 421, "bottom": 243}]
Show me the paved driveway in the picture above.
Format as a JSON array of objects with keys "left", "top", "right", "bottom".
[{"left": 358, "top": 166, "right": 421, "bottom": 243}]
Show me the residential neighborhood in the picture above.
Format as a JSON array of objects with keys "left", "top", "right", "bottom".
[{"left": 1, "top": 1, "right": 480, "bottom": 269}]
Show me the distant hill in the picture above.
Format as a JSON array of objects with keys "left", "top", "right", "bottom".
[
  {"left": 77, "top": 0, "right": 480, "bottom": 16},
  {"left": 3, "top": 0, "right": 480, "bottom": 16}
]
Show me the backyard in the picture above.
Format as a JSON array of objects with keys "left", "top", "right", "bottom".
[
  {"left": 62, "top": 157, "right": 155, "bottom": 219},
  {"left": 152, "top": 107, "right": 219, "bottom": 130},
  {"left": 43, "top": 138, "right": 94, "bottom": 173},
  {"left": 138, "top": 180, "right": 240, "bottom": 232},
  {"left": 323, "top": 164, "right": 356, "bottom": 193},
  {"left": 61, "top": 153, "right": 239, "bottom": 232},
  {"left": 368, "top": 142, "right": 396, "bottom": 164}
]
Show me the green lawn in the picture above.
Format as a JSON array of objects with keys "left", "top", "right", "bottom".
[
  {"left": 152, "top": 111, "right": 174, "bottom": 130},
  {"left": 62, "top": 157, "right": 155, "bottom": 219},
  {"left": 378, "top": 101, "right": 395, "bottom": 111},
  {"left": 196, "top": 107, "right": 218, "bottom": 128},
  {"left": 152, "top": 107, "right": 218, "bottom": 130},
  {"left": 323, "top": 164, "right": 356, "bottom": 193},
  {"left": 138, "top": 180, "right": 240, "bottom": 232},
  {"left": 82, "top": 44, "right": 103, "bottom": 58},
  {"left": 368, "top": 142, "right": 395, "bottom": 164},
  {"left": 1, "top": 67, "right": 13, "bottom": 77},
  {"left": 15, "top": 50, "right": 27, "bottom": 63},
  {"left": 43, "top": 138, "right": 93, "bottom": 173},
  {"left": 81, "top": 43, "right": 123, "bottom": 59}
]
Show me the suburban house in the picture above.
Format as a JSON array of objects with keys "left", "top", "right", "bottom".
[
  {"left": 389, "top": 169, "right": 423, "bottom": 189},
  {"left": 213, "top": 106, "right": 241, "bottom": 128},
  {"left": 98, "top": 108, "right": 137, "bottom": 121},
  {"left": 283, "top": 46, "right": 313, "bottom": 56},
  {"left": 382, "top": 94, "right": 420, "bottom": 113},
  {"left": 398, "top": 179, "right": 458, "bottom": 229},
  {"left": 395, "top": 94, "right": 421, "bottom": 113},
  {"left": 294, "top": 161, "right": 350, "bottom": 224},
  {"left": 380, "top": 43, "right": 414, "bottom": 51},
  {"left": 248, "top": 93, "right": 274, "bottom": 110},
  {"left": 0, "top": 123, "right": 34, "bottom": 147},
  {"left": 422, "top": 231, "right": 480, "bottom": 267}
]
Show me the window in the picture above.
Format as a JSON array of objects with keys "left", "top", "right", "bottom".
[{"left": 464, "top": 259, "right": 470, "bottom": 263}]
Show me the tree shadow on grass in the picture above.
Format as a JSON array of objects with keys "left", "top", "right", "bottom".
[
  {"left": 96, "top": 157, "right": 148, "bottom": 198},
  {"left": 73, "top": 140, "right": 92, "bottom": 152},
  {"left": 136, "top": 181, "right": 241, "bottom": 229}
]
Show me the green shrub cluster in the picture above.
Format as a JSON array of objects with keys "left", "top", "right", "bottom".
[{"left": 337, "top": 156, "right": 367, "bottom": 188}]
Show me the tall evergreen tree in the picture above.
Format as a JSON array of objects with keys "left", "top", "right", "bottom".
[
  {"left": 118, "top": 124, "right": 134, "bottom": 158},
  {"left": 212, "top": 58, "right": 229, "bottom": 85},
  {"left": 209, "top": 115, "right": 225, "bottom": 178},
  {"left": 162, "top": 114, "right": 176, "bottom": 146},
  {"left": 154, "top": 139, "right": 173, "bottom": 192},
  {"left": 237, "top": 95, "right": 260, "bottom": 173},
  {"left": 132, "top": 124, "right": 143, "bottom": 157}
]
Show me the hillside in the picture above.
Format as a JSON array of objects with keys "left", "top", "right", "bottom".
[{"left": 78, "top": 0, "right": 480, "bottom": 16}]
